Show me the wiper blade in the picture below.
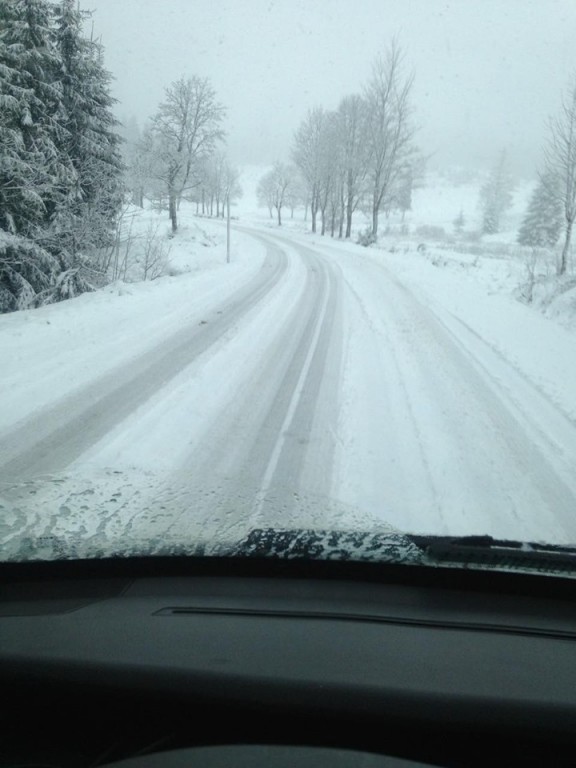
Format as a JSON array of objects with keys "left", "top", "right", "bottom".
[
  {"left": 231, "top": 530, "right": 576, "bottom": 575},
  {"left": 411, "top": 535, "right": 576, "bottom": 574},
  {"left": 233, "top": 528, "right": 425, "bottom": 565}
]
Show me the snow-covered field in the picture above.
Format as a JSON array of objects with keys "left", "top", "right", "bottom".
[{"left": 2, "top": 170, "right": 576, "bottom": 559}]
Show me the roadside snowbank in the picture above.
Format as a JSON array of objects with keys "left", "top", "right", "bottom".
[
  {"left": 0, "top": 213, "right": 266, "bottom": 433},
  {"left": 277, "top": 230, "right": 576, "bottom": 430}
]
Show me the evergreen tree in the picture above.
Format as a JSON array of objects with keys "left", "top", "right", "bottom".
[
  {"left": 517, "top": 173, "right": 563, "bottom": 248},
  {"left": 0, "top": 0, "right": 73, "bottom": 310},
  {"left": 52, "top": 0, "right": 124, "bottom": 260},
  {"left": 453, "top": 208, "right": 465, "bottom": 234},
  {"left": 0, "top": 0, "right": 74, "bottom": 235},
  {"left": 0, "top": 0, "right": 124, "bottom": 312},
  {"left": 480, "top": 151, "right": 514, "bottom": 235}
]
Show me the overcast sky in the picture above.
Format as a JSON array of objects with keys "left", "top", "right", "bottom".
[{"left": 86, "top": 0, "right": 576, "bottom": 176}]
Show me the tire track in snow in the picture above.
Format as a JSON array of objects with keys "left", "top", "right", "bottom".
[
  {"left": 314, "top": 238, "right": 576, "bottom": 542},
  {"left": 0, "top": 241, "right": 287, "bottom": 481},
  {"left": 338, "top": 274, "right": 445, "bottom": 532},
  {"left": 129, "top": 233, "right": 348, "bottom": 547}
]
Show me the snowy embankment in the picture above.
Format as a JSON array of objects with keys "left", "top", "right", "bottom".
[
  {"left": 273, "top": 228, "right": 576, "bottom": 429},
  {"left": 0, "top": 211, "right": 265, "bottom": 434},
  {"left": 384, "top": 249, "right": 576, "bottom": 423}
]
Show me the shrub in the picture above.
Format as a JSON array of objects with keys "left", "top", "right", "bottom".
[{"left": 357, "top": 228, "right": 377, "bottom": 247}]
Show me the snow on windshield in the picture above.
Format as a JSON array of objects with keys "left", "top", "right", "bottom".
[{"left": 2, "top": 0, "right": 576, "bottom": 563}]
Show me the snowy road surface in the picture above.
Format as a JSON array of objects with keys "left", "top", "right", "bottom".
[{"left": 2, "top": 222, "right": 576, "bottom": 557}]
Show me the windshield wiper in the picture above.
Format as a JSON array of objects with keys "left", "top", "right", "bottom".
[
  {"left": 233, "top": 529, "right": 576, "bottom": 576},
  {"left": 233, "top": 528, "right": 425, "bottom": 565},
  {"left": 411, "top": 535, "right": 576, "bottom": 574}
]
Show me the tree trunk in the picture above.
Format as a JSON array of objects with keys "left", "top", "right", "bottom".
[
  {"left": 277, "top": 206, "right": 282, "bottom": 226},
  {"left": 345, "top": 179, "right": 354, "bottom": 238},
  {"left": 372, "top": 203, "right": 379, "bottom": 237},
  {"left": 560, "top": 217, "right": 573, "bottom": 275},
  {"left": 345, "top": 202, "right": 353, "bottom": 238},
  {"left": 320, "top": 208, "right": 326, "bottom": 236},
  {"left": 311, "top": 204, "right": 317, "bottom": 233},
  {"left": 169, "top": 189, "right": 178, "bottom": 233}
]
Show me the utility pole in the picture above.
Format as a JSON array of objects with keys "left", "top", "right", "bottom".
[{"left": 226, "top": 193, "right": 231, "bottom": 263}]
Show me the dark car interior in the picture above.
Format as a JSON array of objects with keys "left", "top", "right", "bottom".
[{"left": 2, "top": 554, "right": 576, "bottom": 767}]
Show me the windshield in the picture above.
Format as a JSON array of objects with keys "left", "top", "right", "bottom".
[{"left": 2, "top": 0, "right": 576, "bottom": 574}]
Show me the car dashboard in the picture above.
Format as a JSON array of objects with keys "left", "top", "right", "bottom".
[{"left": 1, "top": 556, "right": 576, "bottom": 767}]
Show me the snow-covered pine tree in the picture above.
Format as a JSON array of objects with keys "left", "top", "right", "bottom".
[
  {"left": 517, "top": 172, "right": 563, "bottom": 248},
  {"left": 480, "top": 151, "right": 514, "bottom": 235},
  {"left": 453, "top": 208, "right": 465, "bottom": 234},
  {"left": 51, "top": 0, "right": 124, "bottom": 278},
  {"left": 0, "top": 0, "right": 124, "bottom": 312},
  {"left": 0, "top": 0, "right": 75, "bottom": 311},
  {"left": 0, "top": 232, "right": 60, "bottom": 312}
]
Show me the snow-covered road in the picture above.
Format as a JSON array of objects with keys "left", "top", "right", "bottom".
[
  {"left": 321, "top": 237, "right": 576, "bottom": 543},
  {"left": 2, "top": 221, "right": 576, "bottom": 557}
]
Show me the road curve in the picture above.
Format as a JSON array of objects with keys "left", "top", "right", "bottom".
[
  {"left": 1, "top": 231, "right": 351, "bottom": 556},
  {"left": 4, "top": 224, "right": 576, "bottom": 557},
  {"left": 0, "top": 240, "right": 288, "bottom": 480}
]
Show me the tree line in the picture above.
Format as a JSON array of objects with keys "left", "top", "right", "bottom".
[
  {"left": 0, "top": 0, "right": 124, "bottom": 313},
  {"left": 257, "top": 38, "right": 576, "bottom": 278},
  {"left": 257, "top": 42, "right": 420, "bottom": 240}
]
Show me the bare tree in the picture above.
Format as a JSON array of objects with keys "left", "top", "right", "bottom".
[
  {"left": 292, "top": 107, "right": 327, "bottom": 233},
  {"left": 315, "top": 111, "right": 342, "bottom": 236},
  {"left": 200, "top": 152, "right": 227, "bottom": 217},
  {"left": 284, "top": 171, "right": 306, "bottom": 218},
  {"left": 364, "top": 42, "right": 416, "bottom": 237},
  {"left": 327, "top": 161, "right": 346, "bottom": 238},
  {"left": 219, "top": 158, "right": 242, "bottom": 218},
  {"left": 140, "top": 220, "right": 171, "bottom": 280},
  {"left": 257, "top": 171, "right": 276, "bottom": 219},
  {"left": 127, "top": 124, "right": 162, "bottom": 208},
  {"left": 150, "top": 76, "right": 225, "bottom": 233},
  {"left": 337, "top": 94, "right": 370, "bottom": 238},
  {"left": 543, "top": 77, "right": 576, "bottom": 275},
  {"left": 259, "top": 162, "right": 294, "bottom": 226}
]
